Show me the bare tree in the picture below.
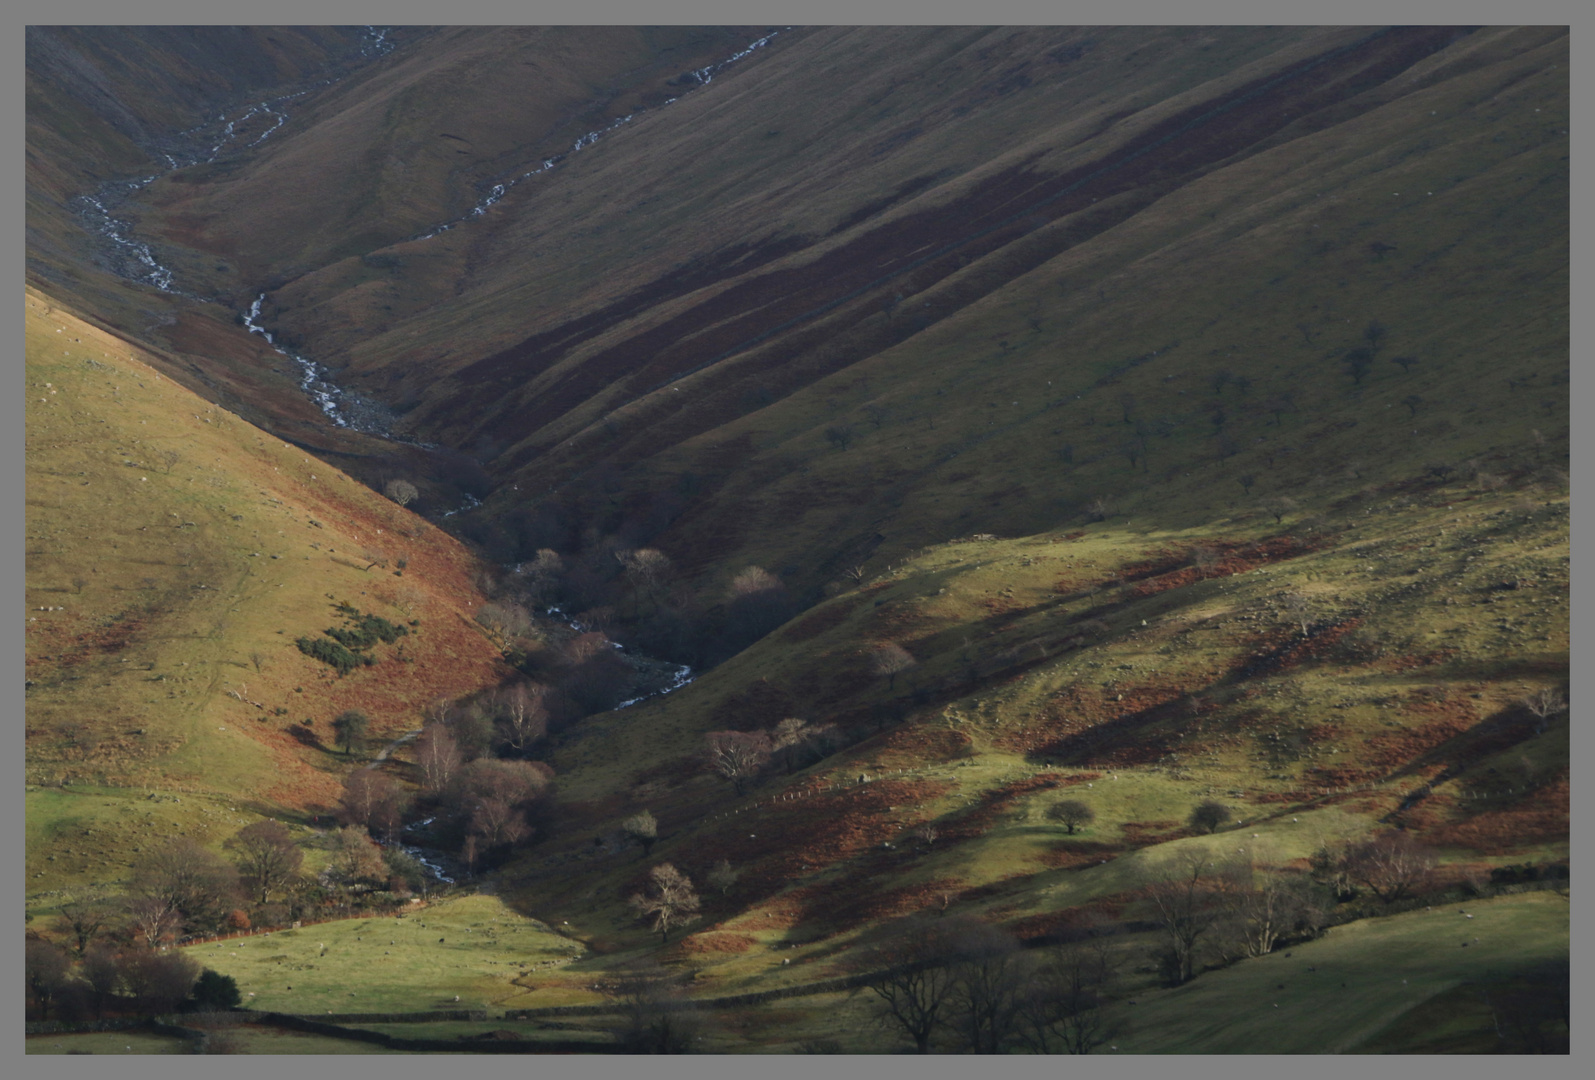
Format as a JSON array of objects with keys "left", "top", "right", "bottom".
[
  {"left": 629, "top": 863, "right": 701, "bottom": 943},
  {"left": 498, "top": 682, "right": 548, "bottom": 753},
  {"left": 705, "top": 730, "right": 772, "bottom": 797},
  {"left": 1521, "top": 687, "right": 1566, "bottom": 735},
  {"left": 328, "top": 826, "right": 387, "bottom": 893},
  {"left": 224, "top": 820, "right": 303, "bottom": 905},
  {"left": 607, "top": 965, "right": 703, "bottom": 1053},
  {"left": 1015, "top": 934, "right": 1120, "bottom": 1054},
  {"left": 124, "top": 893, "right": 181, "bottom": 950},
  {"left": 128, "top": 837, "right": 241, "bottom": 937},
  {"left": 1217, "top": 862, "right": 1324, "bottom": 957},
  {"left": 618, "top": 548, "right": 673, "bottom": 617},
  {"left": 468, "top": 797, "right": 531, "bottom": 849},
  {"left": 1046, "top": 800, "right": 1096, "bottom": 835},
  {"left": 383, "top": 478, "right": 418, "bottom": 507},
  {"left": 1390, "top": 355, "right": 1419, "bottom": 374},
  {"left": 772, "top": 717, "right": 810, "bottom": 774},
  {"left": 1281, "top": 592, "right": 1315, "bottom": 636},
  {"left": 872, "top": 642, "right": 918, "bottom": 690},
  {"left": 414, "top": 723, "right": 462, "bottom": 794},
  {"left": 55, "top": 895, "right": 114, "bottom": 956},
  {"left": 946, "top": 923, "right": 1028, "bottom": 1053},
  {"left": 825, "top": 423, "right": 856, "bottom": 451},
  {"left": 337, "top": 770, "right": 407, "bottom": 840},
  {"left": 160, "top": 448, "right": 182, "bottom": 475},
  {"left": 1189, "top": 545, "right": 1222, "bottom": 579},
  {"left": 1363, "top": 320, "right": 1388, "bottom": 354},
  {"left": 1343, "top": 832, "right": 1436, "bottom": 904},
  {"left": 117, "top": 948, "right": 201, "bottom": 1015},
  {"left": 622, "top": 810, "right": 659, "bottom": 857},
  {"left": 1146, "top": 849, "right": 1225, "bottom": 985},
  {"left": 860, "top": 920, "right": 961, "bottom": 1054}
]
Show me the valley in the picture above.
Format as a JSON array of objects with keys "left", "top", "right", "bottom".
[{"left": 24, "top": 24, "right": 1567, "bottom": 1056}]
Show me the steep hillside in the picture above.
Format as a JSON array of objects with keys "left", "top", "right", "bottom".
[
  {"left": 120, "top": 26, "right": 1565, "bottom": 600},
  {"left": 24, "top": 287, "right": 514, "bottom": 893},
  {"left": 23, "top": 25, "right": 1566, "bottom": 1053}
]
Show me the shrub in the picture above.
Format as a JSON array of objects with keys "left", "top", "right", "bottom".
[
  {"left": 1189, "top": 801, "right": 1232, "bottom": 834},
  {"left": 187, "top": 969, "right": 242, "bottom": 1011}
]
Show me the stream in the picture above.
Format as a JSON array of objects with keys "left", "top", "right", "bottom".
[{"left": 73, "top": 27, "right": 786, "bottom": 439}]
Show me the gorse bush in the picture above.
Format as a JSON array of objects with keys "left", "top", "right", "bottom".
[
  {"left": 296, "top": 604, "right": 409, "bottom": 675},
  {"left": 294, "top": 635, "right": 366, "bottom": 675}
]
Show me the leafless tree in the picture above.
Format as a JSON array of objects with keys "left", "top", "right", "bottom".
[
  {"left": 859, "top": 920, "right": 962, "bottom": 1054},
  {"left": 383, "top": 478, "right": 418, "bottom": 507},
  {"left": 328, "top": 825, "right": 387, "bottom": 893},
  {"left": 629, "top": 863, "right": 702, "bottom": 943},
  {"left": 1216, "top": 862, "right": 1324, "bottom": 957},
  {"left": 160, "top": 448, "right": 182, "bottom": 475},
  {"left": 1189, "top": 545, "right": 1222, "bottom": 579},
  {"left": 80, "top": 943, "right": 121, "bottom": 1019},
  {"left": 1281, "top": 592, "right": 1315, "bottom": 636},
  {"left": 55, "top": 895, "right": 114, "bottom": 956},
  {"left": 1015, "top": 934, "right": 1120, "bottom": 1054},
  {"left": 497, "top": 682, "right": 549, "bottom": 752},
  {"left": 618, "top": 548, "right": 673, "bottom": 617},
  {"left": 1343, "top": 831, "right": 1436, "bottom": 904},
  {"left": 607, "top": 965, "right": 703, "bottom": 1053},
  {"left": 224, "top": 820, "right": 303, "bottom": 905},
  {"left": 414, "top": 723, "right": 462, "bottom": 794},
  {"left": 475, "top": 600, "right": 532, "bottom": 640},
  {"left": 468, "top": 797, "right": 531, "bottom": 849},
  {"left": 360, "top": 546, "right": 389, "bottom": 571},
  {"left": 337, "top": 770, "right": 407, "bottom": 841},
  {"left": 705, "top": 730, "right": 772, "bottom": 796},
  {"left": 1146, "top": 849, "right": 1225, "bottom": 985},
  {"left": 116, "top": 948, "right": 201, "bottom": 1015},
  {"left": 946, "top": 923, "right": 1028, "bottom": 1053},
  {"left": 825, "top": 423, "right": 856, "bottom": 451},
  {"left": 522, "top": 548, "right": 565, "bottom": 607},
  {"left": 772, "top": 717, "right": 810, "bottom": 774},
  {"left": 128, "top": 837, "right": 241, "bottom": 937},
  {"left": 872, "top": 642, "right": 918, "bottom": 690},
  {"left": 1521, "top": 688, "right": 1566, "bottom": 735},
  {"left": 622, "top": 810, "right": 659, "bottom": 857},
  {"left": 1046, "top": 800, "right": 1096, "bottom": 835}
]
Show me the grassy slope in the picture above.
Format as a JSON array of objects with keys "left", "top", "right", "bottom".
[
  {"left": 489, "top": 479, "right": 1565, "bottom": 1017},
  {"left": 178, "top": 893, "right": 576, "bottom": 1015},
  {"left": 135, "top": 27, "right": 766, "bottom": 289},
  {"left": 603, "top": 25, "right": 1569, "bottom": 590},
  {"left": 24, "top": 287, "right": 513, "bottom": 898},
  {"left": 1113, "top": 892, "right": 1567, "bottom": 1054}
]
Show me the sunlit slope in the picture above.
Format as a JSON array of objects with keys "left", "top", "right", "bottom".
[
  {"left": 502, "top": 470, "right": 1565, "bottom": 978},
  {"left": 24, "top": 288, "right": 512, "bottom": 831}
]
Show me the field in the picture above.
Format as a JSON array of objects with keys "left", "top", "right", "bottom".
[{"left": 181, "top": 893, "right": 587, "bottom": 1014}]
